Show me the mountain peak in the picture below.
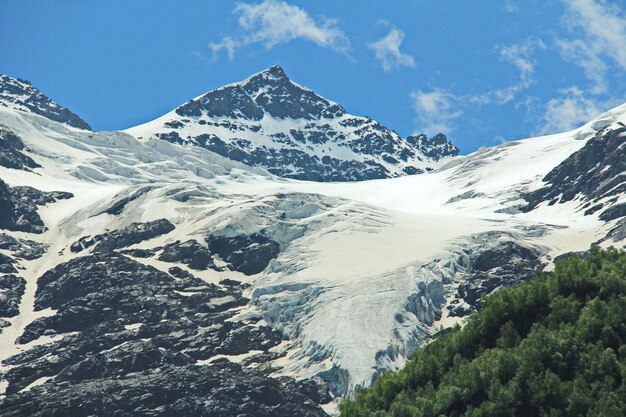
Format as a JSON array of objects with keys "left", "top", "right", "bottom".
[
  {"left": 251, "top": 65, "right": 288, "bottom": 81},
  {"left": 130, "top": 66, "right": 460, "bottom": 182},
  {"left": 174, "top": 65, "right": 344, "bottom": 122},
  {"left": 0, "top": 74, "right": 91, "bottom": 130},
  {"left": 238, "top": 65, "right": 290, "bottom": 92},
  {"left": 240, "top": 65, "right": 294, "bottom": 97}
]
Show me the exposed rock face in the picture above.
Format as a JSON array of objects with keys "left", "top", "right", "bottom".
[
  {"left": 0, "top": 232, "right": 46, "bottom": 332},
  {"left": 0, "top": 127, "right": 40, "bottom": 171},
  {"left": 0, "top": 74, "right": 91, "bottom": 130},
  {"left": 0, "top": 274, "right": 25, "bottom": 319},
  {"left": 0, "top": 233, "right": 48, "bottom": 260},
  {"left": 0, "top": 361, "right": 328, "bottom": 417},
  {"left": 2, "top": 253, "right": 329, "bottom": 415},
  {"left": 158, "top": 233, "right": 281, "bottom": 275},
  {"left": 449, "top": 238, "right": 544, "bottom": 317},
  {"left": 99, "top": 186, "right": 154, "bottom": 216},
  {"left": 207, "top": 233, "right": 280, "bottom": 275},
  {"left": 175, "top": 65, "right": 339, "bottom": 121},
  {"left": 158, "top": 239, "right": 217, "bottom": 270},
  {"left": 0, "top": 179, "right": 73, "bottom": 233},
  {"left": 525, "top": 125, "right": 626, "bottom": 222},
  {"left": 405, "top": 133, "right": 461, "bottom": 161},
  {"left": 128, "top": 66, "right": 459, "bottom": 181},
  {"left": 598, "top": 218, "right": 626, "bottom": 246},
  {"left": 70, "top": 219, "right": 175, "bottom": 253},
  {"left": 600, "top": 203, "right": 626, "bottom": 222}
]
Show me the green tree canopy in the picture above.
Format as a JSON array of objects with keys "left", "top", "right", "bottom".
[{"left": 340, "top": 247, "right": 626, "bottom": 417}]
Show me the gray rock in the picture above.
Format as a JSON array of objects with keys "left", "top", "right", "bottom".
[
  {"left": 0, "top": 127, "right": 40, "bottom": 171},
  {"left": 206, "top": 233, "right": 280, "bottom": 275},
  {"left": 525, "top": 126, "right": 626, "bottom": 215},
  {"left": 0, "top": 179, "right": 73, "bottom": 234},
  {"left": 0, "top": 252, "right": 329, "bottom": 415},
  {"left": 0, "top": 74, "right": 91, "bottom": 130},
  {"left": 158, "top": 239, "right": 217, "bottom": 271},
  {"left": 0, "top": 274, "right": 26, "bottom": 318},
  {"left": 70, "top": 219, "right": 175, "bottom": 253}
]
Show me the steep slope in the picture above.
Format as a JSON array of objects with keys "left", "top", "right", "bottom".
[
  {"left": 0, "top": 106, "right": 332, "bottom": 416},
  {"left": 339, "top": 248, "right": 626, "bottom": 417},
  {"left": 0, "top": 78, "right": 624, "bottom": 415},
  {"left": 126, "top": 66, "right": 459, "bottom": 181},
  {"left": 525, "top": 119, "right": 626, "bottom": 221},
  {"left": 0, "top": 75, "right": 90, "bottom": 130}
]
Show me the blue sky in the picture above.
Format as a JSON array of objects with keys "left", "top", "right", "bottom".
[{"left": 2, "top": 0, "right": 626, "bottom": 153}]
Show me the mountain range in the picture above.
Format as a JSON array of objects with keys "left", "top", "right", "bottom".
[{"left": 0, "top": 68, "right": 624, "bottom": 416}]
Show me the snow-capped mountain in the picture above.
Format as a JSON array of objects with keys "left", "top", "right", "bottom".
[
  {"left": 0, "top": 75, "right": 624, "bottom": 416},
  {"left": 126, "top": 66, "right": 459, "bottom": 181},
  {"left": 0, "top": 75, "right": 90, "bottom": 131}
]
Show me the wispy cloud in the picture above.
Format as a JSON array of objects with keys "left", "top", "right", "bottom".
[
  {"left": 410, "top": 89, "right": 462, "bottom": 135},
  {"left": 368, "top": 25, "right": 415, "bottom": 72},
  {"left": 471, "top": 38, "right": 545, "bottom": 105},
  {"left": 562, "top": 0, "right": 626, "bottom": 69},
  {"left": 209, "top": 37, "right": 238, "bottom": 60},
  {"left": 529, "top": 0, "right": 626, "bottom": 134},
  {"left": 209, "top": 0, "right": 350, "bottom": 60},
  {"left": 502, "top": 0, "right": 519, "bottom": 13},
  {"left": 537, "top": 87, "right": 601, "bottom": 134},
  {"left": 557, "top": 0, "right": 626, "bottom": 94},
  {"left": 412, "top": 38, "right": 544, "bottom": 134}
]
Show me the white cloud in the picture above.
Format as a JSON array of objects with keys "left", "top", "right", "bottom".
[
  {"left": 209, "top": 0, "right": 350, "bottom": 60},
  {"left": 209, "top": 36, "right": 238, "bottom": 61},
  {"left": 471, "top": 38, "right": 545, "bottom": 105},
  {"left": 531, "top": 0, "right": 626, "bottom": 134},
  {"left": 410, "top": 89, "right": 462, "bottom": 135},
  {"left": 558, "top": 0, "right": 626, "bottom": 93},
  {"left": 537, "top": 87, "right": 601, "bottom": 134},
  {"left": 499, "top": 38, "right": 544, "bottom": 85},
  {"left": 409, "top": 1, "right": 626, "bottom": 139},
  {"left": 411, "top": 38, "right": 544, "bottom": 134},
  {"left": 368, "top": 27, "right": 415, "bottom": 72},
  {"left": 556, "top": 38, "right": 608, "bottom": 94},
  {"left": 502, "top": 0, "right": 519, "bottom": 13}
]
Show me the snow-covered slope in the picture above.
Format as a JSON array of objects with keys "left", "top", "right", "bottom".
[
  {"left": 126, "top": 66, "right": 459, "bottom": 182},
  {"left": 0, "top": 79, "right": 624, "bottom": 415}
]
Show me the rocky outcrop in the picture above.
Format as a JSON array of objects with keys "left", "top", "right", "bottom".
[
  {"left": 158, "top": 233, "right": 281, "bottom": 275},
  {"left": 0, "top": 233, "right": 48, "bottom": 260},
  {"left": 158, "top": 239, "right": 217, "bottom": 270},
  {"left": 0, "top": 74, "right": 91, "bottom": 130},
  {"left": 525, "top": 126, "right": 626, "bottom": 221},
  {"left": 0, "top": 127, "right": 40, "bottom": 171},
  {"left": 99, "top": 186, "right": 154, "bottom": 216},
  {"left": 1, "top": 252, "right": 329, "bottom": 415},
  {"left": 0, "top": 361, "right": 328, "bottom": 417},
  {"left": 406, "top": 133, "right": 461, "bottom": 161},
  {"left": 0, "top": 180, "right": 73, "bottom": 233},
  {"left": 446, "top": 236, "right": 544, "bottom": 317},
  {"left": 0, "top": 274, "right": 25, "bottom": 318},
  {"left": 70, "top": 219, "right": 175, "bottom": 253},
  {"left": 598, "top": 218, "right": 626, "bottom": 246},
  {"left": 207, "top": 233, "right": 280, "bottom": 275}
]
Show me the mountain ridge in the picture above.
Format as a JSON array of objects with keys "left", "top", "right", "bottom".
[
  {"left": 126, "top": 65, "right": 460, "bottom": 181},
  {"left": 0, "top": 75, "right": 91, "bottom": 131}
]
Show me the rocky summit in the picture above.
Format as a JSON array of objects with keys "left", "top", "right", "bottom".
[
  {"left": 0, "top": 75, "right": 90, "bottom": 130},
  {"left": 126, "top": 66, "right": 459, "bottom": 181}
]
